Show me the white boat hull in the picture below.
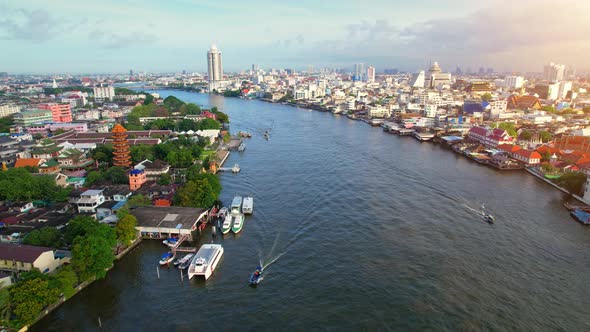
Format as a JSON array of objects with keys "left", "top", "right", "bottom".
[{"left": 188, "top": 244, "right": 224, "bottom": 280}]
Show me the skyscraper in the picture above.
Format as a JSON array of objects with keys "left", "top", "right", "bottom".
[
  {"left": 207, "top": 44, "right": 223, "bottom": 83},
  {"left": 367, "top": 66, "right": 375, "bottom": 83},
  {"left": 354, "top": 63, "right": 365, "bottom": 81},
  {"left": 543, "top": 62, "right": 565, "bottom": 82}
]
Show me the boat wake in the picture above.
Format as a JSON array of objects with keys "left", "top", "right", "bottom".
[
  {"left": 462, "top": 203, "right": 482, "bottom": 216},
  {"left": 262, "top": 252, "right": 285, "bottom": 269}
]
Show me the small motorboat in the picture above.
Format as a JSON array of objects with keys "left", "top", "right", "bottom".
[
  {"left": 220, "top": 213, "right": 233, "bottom": 234},
  {"left": 232, "top": 164, "right": 241, "bottom": 173},
  {"left": 159, "top": 252, "right": 175, "bottom": 265},
  {"left": 174, "top": 253, "right": 194, "bottom": 267},
  {"left": 162, "top": 238, "right": 178, "bottom": 247},
  {"left": 178, "top": 254, "right": 195, "bottom": 269},
  {"left": 238, "top": 142, "right": 246, "bottom": 152},
  {"left": 249, "top": 266, "right": 264, "bottom": 286},
  {"left": 481, "top": 204, "right": 495, "bottom": 224}
]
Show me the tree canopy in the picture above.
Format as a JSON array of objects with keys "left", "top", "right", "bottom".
[
  {"left": 0, "top": 168, "right": 71, "bottom": 202},
  {"left": 22, "top": 227, "right": 62, "bottom": 248},
  {"left": 175, "top": 168, "right": 221, "bottom": 208},
  {"left": 71, "top": 235, "right": 115, "bottom": 280},
  {"left": 116, "top": 214, "right": 138, "bottom": 246}
]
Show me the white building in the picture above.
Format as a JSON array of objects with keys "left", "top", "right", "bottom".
[
  {"left": 93, "top": 85, "right": 115, "bottom": 101},
  {"left": 558, "top": 81, "right": 573, "bottom": 99},
  {"left": 207, "top": 44, "right": 223, "bottom": 83},
  {"left": 489, "top": 100, "right": 507, "bottom": 117},
  {"left": 504, "top": 76, "right": 524, "bottom": 89},
  {"left": 409, "top": 71, "right": 425, "bottom": 88},
  {"left": 544, "top": 62, "right": 565, "bottom": 82},
  {"left": 424, "top": 104, "right": 438, "bottom": 118},
  {"left": 367, "top": 66, "right": 376, "bottom": 83},
  {"left": 0, "top": 104, "right": 21, "bottom": 117},
  {"left": 76, "top": 189, "right": 106, "bottom": 213},
  {"left": 368, "top": 106, "right": 391, "bottom": 118}
]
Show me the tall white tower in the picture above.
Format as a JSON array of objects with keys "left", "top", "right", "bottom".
[{"left": 207, "top": 44, "right": 223, "bottom": 83}]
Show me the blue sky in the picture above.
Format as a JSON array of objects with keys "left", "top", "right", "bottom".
[{"left": 1, "top": 0, "right": 589, "bottom": 74}]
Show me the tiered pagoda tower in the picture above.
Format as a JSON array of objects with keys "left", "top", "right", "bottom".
[{"left": 111, "top": 124, "right": 131, "bottom": 168}]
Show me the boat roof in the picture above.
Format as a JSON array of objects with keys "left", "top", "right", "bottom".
[
  {"left": 231, "top": 196, "right": 242, "bottom": 207},
  {"left": 195, "top": 244, "right": 222, "bottom": 263}
]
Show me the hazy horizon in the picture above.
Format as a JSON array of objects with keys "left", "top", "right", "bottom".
[{"left": 1, "top": 0, "right": 589, "bottom": 74}]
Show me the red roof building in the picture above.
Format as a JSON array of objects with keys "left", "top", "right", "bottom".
[{"left": 513, "top": 149, "right": 542, "bottom": 165}]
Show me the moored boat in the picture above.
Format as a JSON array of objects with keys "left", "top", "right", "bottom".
[
  {"left": 162, "top": 238, "right": 178, "bottom": 247},
  {"left": 231, "top": 196, "right": 243, "bottom": 213},
  {"left": 178, "top": 254, "right": 195, "bottom": 269},
  {"left": 159, "top": 252, "right": 175, "bottom": 265},
  {"left": 238, "top": 142, "right": 246, "bottom": 152},
  {"left": 187, "top": 244, "right": 224, "bottom": 280},
  {"left": 231, "top": 212, "right": 245, "bottom": 234},
  {"left": 242, "top": 196, "right": 253, "bottom": 214},
  {"left": 174, "top": 253, "right": 194, "bottom": 267},
  {"left": 220, "top": 213, "right": 233, "bottom": 234}
]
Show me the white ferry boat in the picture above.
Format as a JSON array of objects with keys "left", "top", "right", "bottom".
[
  {"left": 187, "top": 244, "right": 224, "bottom": 280},
  {"left": 242, "top": 196, "right": 254, "bottom": 214}
]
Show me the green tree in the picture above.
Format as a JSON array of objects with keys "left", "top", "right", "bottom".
[
  {"left": 90, "top": 145, "right": 113, "bottom": 165},
  {"left": 0, "top": 288, "right": 9, "bottom": 323},
  {"left": 555, "top": 172, "right": 587, "bottom": 196},
  {"left": 539, "top": 130, "right": 552, "bottom": 143},
  {"left": 71, "top": 235, "right": 115, "bottom": 280},
  {"left": 481, "top": 93, "right": 493, "bottom": 102},
  {"left": 65, "top": 215, "right": 116, "bottom": 246},
  {"left": 114, "top": 87, "right": 137, "bottom": 95},
  {"left": 0, "top": 115, "right": 14, "bottom": 133},
  {"left": 184, "top": 103, "right": 201, "bottom": 115},
  {"left": 166, "top": 150, "right": 194, "bottom": 168},
  {"left": 498, "top": 122, "right": 518, "bottom": 138},
  {"left": 117, "top": 194, "right": 151, "bottom": 218},
  {"left": 22, "top": 227, "right": 62, "bottom": 248},
  {"left": 141, "top": 92, "right": 154, "bottom": 105},
  {"left": 85, "top": 170, "right": 103, "bottom": 187},
  {"left": 198, "top": 118, "right": 221, "bottom": 130},
  {"left": 105, "top": 166, "right": 129, "bottom": 184},
  {"left": 541, "top": 105, "right": 556, "bottom": 113},
  {"left": 9, "top": 278, "right": 60, "bottom": 325},
  {"left": 116, "top": 214, "right": 138, "bottom": 246},
  {"left": 541, "top": 163, "right": 556, "bottom": 174},
  {"left": 520, "top": 130, "right": 532, "bottom": 140},
  {"left": 174, "top": 175, "right": 220, "bottom": 208},
  {"left": 541, "top": 151, "right": 551, "bottom": 162},
  {"left": 158, "top": 173, "right": 172, "bottom": 185},
  {"left": 163, "top": 95, "right": 185, "bottom": 112},
  {"left": 51, "top": 266, "right": 78, "bottom": 299}
]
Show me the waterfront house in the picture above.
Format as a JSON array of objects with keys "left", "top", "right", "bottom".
[
  {"left": 468, "top": 126, "right": 514, "bottom": 148},
  {"left": 0, "top": 243, "right": 70, "bottom": 273},
  {"left": 513, "top": 149, "right": 542, "bottom": 165},
  {"left": 131, "top": 206, "right": 208, "bottom": 241}
]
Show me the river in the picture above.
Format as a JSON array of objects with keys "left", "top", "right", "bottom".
[{"left": 34, "top": 91, "right": 590, "bottom": 331}]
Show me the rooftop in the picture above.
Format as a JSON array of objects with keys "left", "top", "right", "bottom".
[
  {"left": 0, "top": 243, "right": 53, "bottom": 262},
  {"left": 131, "top": 206, "right": 207, "bottom": 230}
]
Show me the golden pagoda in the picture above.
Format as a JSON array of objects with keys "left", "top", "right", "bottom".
[{"left": 111, "top": 124, "right": 131, "bottom": 168}]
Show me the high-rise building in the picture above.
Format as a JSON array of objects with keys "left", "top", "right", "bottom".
[
  {"left": 354, "top": 63, "right": 365, "bottom": 81},
  {"left": 367, "top": 66, "right": 375, "bottom": 83},
  {"left": 251, "top": 64, "right": 259, "bottom": 74},
  {"left": 307, "top": 65, "right": 314, "bottom": 74},
  {"left": 207, "top": 44, "right": 223, "bottom": 82},
  {"left": 129, "top": 69, "right": 133, "bottom": 77},
  {"left": 543, "top": 62, "right": 565, "bottom": 82},
  {"left": 505, "top": 76, "right": 524, "bottom": 89}
]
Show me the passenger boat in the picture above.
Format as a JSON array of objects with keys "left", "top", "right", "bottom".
[
  {"left": 242, "top": 196, "right": 254, "bottom": 214},
  {"left": 238, "top": 142, "right": 246, "bottom": 152},
  {"left": 231, "top": 212, "right": 245, "bottom": 234},
  {"left": 159, "top": 252, "right": 175, "bottom": 265},
  {"left": 174, "top": 253, "right": 194, "bottom": 267},
  {"left": 217, "top": 207, "right": 229, "bottom": 221},
  {"left": 162, "top": 238, "right": 178, "bottom": 247},
  {"left": 187, "top": 244, "right": 224, "bottom": 280},
  {"left": 249, "top": 266, "right": 264, "bottom": 286}
]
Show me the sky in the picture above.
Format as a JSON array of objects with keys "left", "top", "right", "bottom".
[{"left": 1, "top": 0, "right": 589, "bottom": 74}]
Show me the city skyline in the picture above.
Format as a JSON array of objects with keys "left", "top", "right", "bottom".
[{"left": 1, "top": 0, "right": 590, "bottom": 74}]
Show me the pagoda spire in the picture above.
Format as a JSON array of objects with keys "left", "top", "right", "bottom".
[{"left": 111, "top": 124, "right": 131, "bottom": 168}]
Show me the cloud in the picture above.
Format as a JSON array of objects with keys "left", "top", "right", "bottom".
[
  {"left": 0, "top": 7, "right": 63, "bottom": 42},
  {"left": 270, "top": 33, "right": 305, "bottom": 49},
  {"left": 301, "top": 0, "right": 590, "bottom": 71},
  {"left": 88, "top": 29, "right": 157, "bottom": 49}
]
